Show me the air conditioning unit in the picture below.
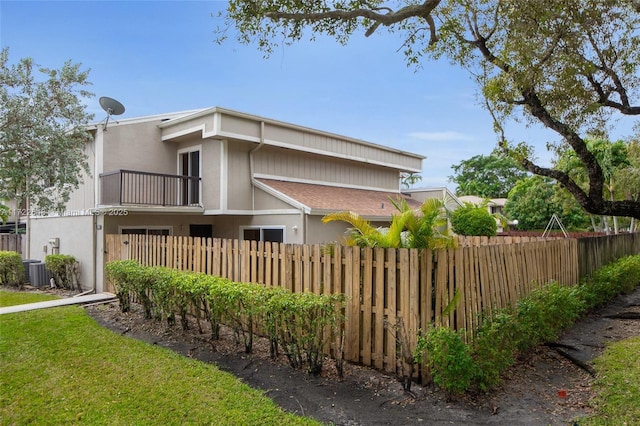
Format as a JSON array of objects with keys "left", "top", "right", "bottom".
[
  {"left": 22, "top": 259, "right": 40, "bottom": 284},
  {"left": 29, "top": 262, "right": 50, "bottom": 287}
]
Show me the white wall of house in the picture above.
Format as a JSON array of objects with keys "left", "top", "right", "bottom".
[{"left": 28, "top": 215, "right": 94, "bottom": 291}]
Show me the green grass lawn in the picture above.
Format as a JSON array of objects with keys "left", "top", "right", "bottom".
[
  {"left": 0, "top": 290, "right": 59, "bottom": 307},
  {"left": 583, "top": 336, "right": 640, "bottom": 425},
  {"left": 0, "top": 291, "right": 318, "bottom": 425}
]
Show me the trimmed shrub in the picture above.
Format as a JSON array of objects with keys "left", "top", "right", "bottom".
[
  {"left": 104, "top": 260, "right": 346, "bottom": 375},
  {"left": 105, "top": 260, "right": 139, "bottom": 312},
  {"left": 515, "top": 282, "right": 585, "bottom": 347},
  {"left": 576, "top": 255, "right": 640, "bottom": 310},
  {"left": 472, "top": 309, "right": 521, "bottom": 390},
  {"left": 267, "top": 290, "right": 345, "bottom": 375},
  {"left": 415, "top": 326, "right": 476, "bottom": 395},
  {"left": 45, "top": 254, "right": 79, "bottom": 290},
  {"left": 450, "top": 203, "right": 497, "bottom": 236},
  {"left": 416, "top": 255, "right": 640, "bottom": 394},
  {"left": 0, "top": 251, "right": 25, "bottom": 287}
]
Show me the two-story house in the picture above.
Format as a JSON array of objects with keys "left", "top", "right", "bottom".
[{"left": 27, "top": 107, "right": 425, "bottom": 292}]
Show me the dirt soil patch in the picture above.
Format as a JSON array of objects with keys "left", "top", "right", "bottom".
[{"left": 25, "top": 286, "right": 640, "bottom": 425}]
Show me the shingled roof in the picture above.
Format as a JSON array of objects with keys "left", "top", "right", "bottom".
[{"left": 256, "top": 178, "right": 422, "bottom": 219}]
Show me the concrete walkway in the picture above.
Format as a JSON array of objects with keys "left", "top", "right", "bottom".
[{"left": 0, "top": 293, "right": 117, "bottom": 315}]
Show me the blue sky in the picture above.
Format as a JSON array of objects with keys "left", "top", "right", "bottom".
[{"left": 1, "top": 1, "right": 635, "bottom": 190}]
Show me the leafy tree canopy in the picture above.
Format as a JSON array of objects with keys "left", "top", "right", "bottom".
[
  {"left": 617, "top": 136, "right": 640, "bottom": 203},
  {"left": 218, "top": 0, "right": 640, "bottom": 219},
  {"left": 449, "top": 153, "right": 527, "bottom": 198},
  {"left": 0, "top": 48, "right": 94, "bottom": 213},
  {"left": 0, "top": 203, "right": 8, "bottom": 224},
  {"left": 554, "top": 137, "right": 638, "bottom": 233},
  {"left": 504, "top": 176, "right": 589, "bottom": 230},
  {"left": 555, "top": 138, "right": 632, "bottom": 202}
]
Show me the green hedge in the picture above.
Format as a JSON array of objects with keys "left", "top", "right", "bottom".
[
  {"left": 45, "top": 254, "right": 79, "bottom": 290},
  {"left": 105, "top": 261, "right": 345, "bottom": 375},
  {"left": 450, "top": 204, "right": 497, "bottom": 236},
  {"left": 0, "top": 251, "right": 24, "bottom": 287},
  {"left": 415, "top": 254, "right": 640, "bottom": 394}
]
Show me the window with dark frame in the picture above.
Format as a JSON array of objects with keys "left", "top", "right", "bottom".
[{"left": 242, "top": 227, "right": 284, "bottom": 243}]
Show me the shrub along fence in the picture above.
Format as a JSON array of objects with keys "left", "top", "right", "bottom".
[{"left": 104, "top": 232, "right": 640, "bottom": 377}]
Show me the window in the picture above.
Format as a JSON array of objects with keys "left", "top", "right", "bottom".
[
  {"left": 120, "top": 226, "right": 172, "bottom": 236},
  {"left": 241, "top": 227, "right": 284, "bottom": 243},
  {"left": 178, "top": 148, "right": 200, "bottom": 205},
  {"left": 190, "top": 224, "right": 212, "bottom": 238}
]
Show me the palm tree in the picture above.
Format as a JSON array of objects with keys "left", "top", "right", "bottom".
[{"left": 322, "top": 197, "right": 455, "bottom": 250}]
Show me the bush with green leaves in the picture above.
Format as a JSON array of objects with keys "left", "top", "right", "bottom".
[
  {"left": 0, "top": 251, "right": 24, "bottom": 287},
  {"left": 213, "top": 281, "right": 267, "bottom": 353},
  {"left": 105, "top": 260, "right": 140, "bottom": 312},
  {"left": 415, "top": 326, "right": 476, "bottom": 395},
  {"left": 415, "top": 254, "right": 640, "bottom": 394},
  {"left": 515, "top": 282, "right": 585, "bottom": 347},
  {"left": 471, "top": 309, "right": 521, "bottom": 390},
  {"left": 450, "top": 203, "right": 497, "bottom": 236},
  {"left": 45, "top": 254, "right": 79, "bottom": 290},
  {"left": 576, "top": 255, "right": 640, "bottom": 310},
  {"left": 104, "top": 260, "right": 345, "bottom": 375},
  {"left": 267, "top": 290, "right": 345, "bottom": 375}
]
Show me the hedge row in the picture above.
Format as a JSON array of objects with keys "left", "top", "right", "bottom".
[
  {"left": 415, "top": 254, "right": 640, "bottom": 395},
  {"left": 0, "top": 251, "right": 24, "bottom": 287},
  {"left": 45, "top": 254, "right": 79, "bottom": 290},
  {"left": 105, "top": 260, "right": 345, "bottom": 375}
]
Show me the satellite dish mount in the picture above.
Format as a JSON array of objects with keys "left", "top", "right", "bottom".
[{"left": 99, "top": 96, "right": 125, "bottom": 130}]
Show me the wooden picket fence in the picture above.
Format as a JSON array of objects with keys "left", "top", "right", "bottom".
[
  {"left": 0, "top": 234, "right": 22, "bottom": 254},
  {"left": 102, "top": 232, "right": 640, "bottom": 377}
]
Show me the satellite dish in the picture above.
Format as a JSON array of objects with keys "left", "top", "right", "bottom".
[{"left": 99, "top": 96, "right": 125, "bottom": 129}]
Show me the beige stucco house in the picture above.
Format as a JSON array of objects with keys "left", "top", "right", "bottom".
[{"left": 27, "top": 107, "right": 425, "bottom": 291}]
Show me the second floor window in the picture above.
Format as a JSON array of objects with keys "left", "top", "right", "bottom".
[{"left": 179, "top": 150, "right": 200, "bottom": 205}]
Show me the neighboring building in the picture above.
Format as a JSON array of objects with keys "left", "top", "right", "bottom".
[
  {"left": 0, "top": 199, "right": 26, "bottom": 234},
  {"left": 402, "top": 187, "right": 463, "bottom": 211},
  {"left": 458, "top": 195, "right": 509, "bottom": 232},
  {"left": 458, "top": 195, "right": 507, "bottom": 216},
  {"left": 26, "top": 107, "right": 425, "bottom": 291}
]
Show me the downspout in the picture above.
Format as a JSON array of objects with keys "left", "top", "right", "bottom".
[
  {"left": 249, "top": 121, "right": 265, "bottom": 210},
  {"left": 25, "top": 175, "right": 31, "bottom": 259},
  {"left": 92, "top": 129, "right": 99, "bottom": 294},
  {"left": 91, "top": 212, "right": 97, "bottom": 294},
  {"left": 303, "top": 207, "right": 308, "bottom": 243},
  {"left": 92, "top": 126, "right": 103, "bottom": 294}
]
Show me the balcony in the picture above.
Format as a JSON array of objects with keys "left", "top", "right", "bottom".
[{"left": 100, "top": 170, "right": 201, "bottom": 207}]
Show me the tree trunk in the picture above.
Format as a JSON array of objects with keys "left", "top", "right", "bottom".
[
  {"left": 602, "top": 216, "right": 611, "bottom": 235},
  {"left": 610, "top": 180, "right": 619, "bottom": 234}
]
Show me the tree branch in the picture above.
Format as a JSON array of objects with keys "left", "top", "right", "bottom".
[
  {"left": 583, "top": 33, "right": 640, "bottom": 115},
  {"left": 266, "top": 0, "right": 442, "bottom": 43}
]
